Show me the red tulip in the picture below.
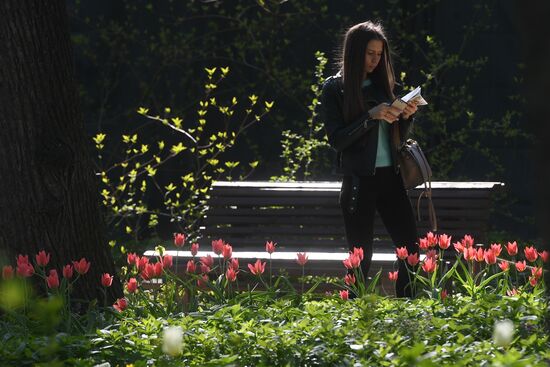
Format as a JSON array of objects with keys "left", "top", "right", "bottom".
[
  {"left": 230, "top": 258, "right": 239, "bottom": 271},
  {"left": 101, "top": 273, "right": 113, "bottom": 287},
  {"left": 113, "top": 298, "right": 128, "bottom": 312},
  {"left": 529, "top": 276, "right": 538, "bottom": 287},
  {"left": 339, "top": 290, "right": 349, "bottom": 300},
  {"left": 490, "top": 243, "right": 502, "bottom": 257},
  {"left": 388, "top": 271, "right": 398, "bottom": 281},
  {"left": 462, "top": 235, "right": 474, "bottom": 248},
  {"left": 422, "top": 257, "right": 437, "bottom": 273},
  {"left": 515, "top": 260, "right": 526, "bottom": 272},
  {"left": 438, "top": 234, "right": 451, "bottom": 250},
  {"left": 200, "top": 255, "right": 214, "bottom": 268},
  {"left": 484, "top": 249, "right": 497, "bottom": 265},
  {"left": 419, "top": 237, "right": 429, "bottom": 250},
  {"left": 186, "top": 260, "right": 196, "bottom": 274},
  {"left": 441, "top": 289, "right": 448, "bottom": 300},
  {"left": 225, "top": 267, "right": 237, "bottom": 282},
  {"left": 162, "top": 255, "right": 173, "bottom": 269},
  {"left": 72, "top": 258, "right": 91, "bottom": 275},
  {"left": 2, "top": 265, "right": 14, "bottom": 280},
  {"left": 524, "top": 246, "right": 538, "bottom": 262},
  {"left": 539, "top": 250, "right": 549, "bottom": 263},
  {"left": 17, "top": 263, "right": 34, "bottom": 277},
  {"left": 498, "top": 261, "right": 509, "bottom": 272},
  {"left": 506, "top": 241, "right": 518, "bottom": 256},
  {"left": 35, "top": 250, "right": 51, "bottom": 267},
  {"left": 222, "top": 244, "right": 233, "bottom": 260},
  {"left": 344, "top": 273, "right": 356, "bottom": 286},
  {"left": 265, "top": 241, "right": 276, "bottom": 254},
  {"left": 406, "top": 253, "right": 419, "bottom": 267},
  {"left": 127, "top": 252, "right": 138, "bottom": 266},
  {"left": 296, "top": 252, "right": 308, "bottom": 266},
  {"left": 62, "top": 264, "right": 73, "bottom": 279},
  {"left": 191, "top": 243, "right": 199, "bottom": 256},
  {"left": 126, "top": 278, "right": 138, "bottom": 293},
  {"left": 247, "top": 259, "right": 266, "bottom": 276},
  {"left": 46, "top": 269, "right": 59, "bottom": 289},
  {"left": 426, "top": 232, "right": 437, "bottom": 247},
  {"left": 174, "top": 233, "right": 185, "bottom": 247},
  {"left": 531, "top": 267, "right": 543, "bottom": 280},
  {"left": 396, "top": 246, "right": 408, "bottom": 260},
  {"left": 140, "top": 263, "right": 154, "bottom": 280},
  {"left": 212, "top": 239, "right": 224, "bottom": 255}
]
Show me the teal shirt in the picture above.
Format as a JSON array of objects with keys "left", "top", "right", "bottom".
[{"left": 362, "top": 79, "right": 392, "bottom": 167}]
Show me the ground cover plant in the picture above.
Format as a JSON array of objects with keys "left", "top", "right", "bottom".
[{"left": 0, "top": 233, "right": 548, "bottom": 366}]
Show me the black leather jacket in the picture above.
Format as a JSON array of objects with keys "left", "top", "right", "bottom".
[{"left": 319, "top": 74, "right": 413, "bottom": 176}]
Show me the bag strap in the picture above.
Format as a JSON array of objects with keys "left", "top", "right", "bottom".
[{"left": 393, "top": 122, "right": 437, "bottom": 232}]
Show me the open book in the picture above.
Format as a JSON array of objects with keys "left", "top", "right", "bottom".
[{"left": 391, "top": 86, "right": 428, "bottom": 111}]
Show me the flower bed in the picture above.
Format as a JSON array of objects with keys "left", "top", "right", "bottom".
[{"left": 0, "top": 233, "right": 548, "bottom": 366}]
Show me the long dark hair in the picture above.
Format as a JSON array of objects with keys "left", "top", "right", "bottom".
[{"left": 339, "top": 21, "right": 396, "bottom": 123}]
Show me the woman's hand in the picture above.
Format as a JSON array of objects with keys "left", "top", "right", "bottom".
[
  {"left": 401, "top": 102, "right": 418, "bottom": 120},
  {"left": 368, "top": 103, "right": 401, "bottom": 124}
]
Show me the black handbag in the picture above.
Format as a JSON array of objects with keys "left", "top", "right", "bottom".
[{"left": 393, "top": 127, "right": 437, "bottom": 231}]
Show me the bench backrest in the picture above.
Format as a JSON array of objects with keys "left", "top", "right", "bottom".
[{"left": 201, "top": 181, "right": 503, "bottom": 252}]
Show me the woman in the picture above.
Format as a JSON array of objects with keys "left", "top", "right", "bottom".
[{"left": 319, "top": 21, "right": 419, "bottom": 297}]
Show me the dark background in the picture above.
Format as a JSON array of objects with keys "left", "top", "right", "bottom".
[{"left": 66, "top": 0, "right": 535, "bottom": 243}]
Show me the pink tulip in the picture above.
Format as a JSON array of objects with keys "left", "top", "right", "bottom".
[
  {"left": 529, "top": 276, "right": 538, "bottom": 287},
  {"left": 153, "top": 262, "right": 163, "bottom": 277},
  {"left": 200, "top": 255, "right": 214, "bottom": 268},
  {"left": 265, "top": 241, "right": 276, "bottom": 254},
  {"left": 46, "top": 269, "right": 59, "bottom": 289},
  {"left": 137, "top": 256, "right": 149, "bottom": 271},
  {"left": 212, "top": 239, "right": 224, "bottom": 255},
  {"left": 113, "top": 298, "right": 128, "bottom": 312},
  {"left": 422, "top": 257, "right": 437, "bottom": 273},
  {"left": 425, "top": 249, "right": 438, "bottom": 260},
  {"left": 247, "top": 260, "right": 266, "bottom": 276},
  {"left": 339, "top": 290, "right": 349, "bottom": 300},
  {"left": 490, "top": 243, "right": 502, "bottom": 257},
  {"left": 524, "top": 246, "right": 538, "bottom": 262},
  {"left": 174, "top": 233, "right": 185, "bottom": 247},
  {"left": 426, "top": 232, "right": 437, "bottom": 247},
  {"left": 126, "top": 278, "right": 138, "bottom": 293},
  {"left": 197, "top": 274, "right": 209, "bottom": 289},
  {"left": 507, "top": 288, "right": 519, "bottom": 296},
  {"left": 101, "top": 273, "right": 113, "bottom": 287},
  {"left": 2, "top": 265, "right": 14, "bottom": 280},
  {"left": 419, "top": 237, "right": 429, "bottom": 250},
  {"left": 506, "top": 241, "right": 518, "bottom": 256},
  {"left": 191, "top": 243, "right": 199, "bottom": 256},
  {"left": 127, "top": 252, "right": 138, "bottom": 266},
  {"left": 462, "top": 235, "right": 474, "bottom": 248},
  {"left": 162, "top": 255, "right": 173, "bottom": 269},
  {"left": 344, "top": 273, "right": 356, "bottom": 286},
  {"left": 463, "top": 247, "right": 476, "bottom": 261},
  {"left": 531, "top": 267, "right": 543, "bottom": 280},
  {"left": 226, "top": 267, "right": 237, "bottom": 282},
  {"left": 474, "top": 248, "right": 484, "bottom": 263},
  {"left": 388, "top": 271, "right": 398, "bottom": 281},
  {"left": 406, "top": 253, "right": 419, "bottom": 267},
  {"left": 438, "top": 234, "right": 451, "bottom": 250},
  {"left": 539, "top": 250, "right": 548, "bottom": 263},
  {"left": 17, "top": 263, "right": 34, "bottom": 277},
  {"left": 200, "top": 264, "right": 211, "bottom": 274},
  {"left": 498, "top": 261, "right": 509, "bottom": 271},
  {"left": 72, "top": 258, "right": 91, "bottom": 275},
  {"left": 230, "top": 258, "right": 239, "bottom": 271},
  {"left": 396, "top": 246, "right": 408, "bottom": 260},
  {"left": 222, "top": 244, "right": 233, "bottom": 260},
  {"left": 63, "top": 264, "right": 74, "bottom": 279},
  {"left": 484, "top": 249, "right": 497, "bottom": 265},
  {"left": 35, "top": 250, "right": 51, "bottom": 267},
  {"left": 352, "top": 247, "right": 364, "bottom": 261},
  {"left": 140, "top": 263, "right": 155, "bottom": 280},
  {"left": 515, "top": 260, "right": 526, "bottom": 272},
  {"left": 16, "top": 254, "right": 29, "bottom": 267},
  {"left": 343, "top": 254, "right": 360, "bottom": 269},
  {"left": 186, "top": 260, "right": 196, "bottom": 274},
  {"left": 453, "top": 241, "right": 465, "bottom": 253},
  {"left": 296, "top": 252, "right": 308, "bottom": 266}
]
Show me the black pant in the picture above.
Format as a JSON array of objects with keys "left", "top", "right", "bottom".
[{"left": 340, "top": 167, "right": 419, "bottom": 297}]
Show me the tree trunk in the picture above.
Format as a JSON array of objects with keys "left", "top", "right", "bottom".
[
  {"left": 515, "top": 1, "right": 550, "bottom": 306},
  {"left": 0, "top": 1, "right": 122, "bottom": 305}
]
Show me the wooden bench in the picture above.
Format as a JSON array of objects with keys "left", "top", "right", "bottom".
[{"left": 147, "top": 181, "right": 503, "bottom": 294}]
